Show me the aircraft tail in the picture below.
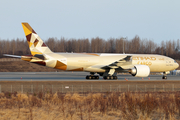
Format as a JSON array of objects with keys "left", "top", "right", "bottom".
[{"left": 21, "top": 23, "right": 52, "bottom": 56}]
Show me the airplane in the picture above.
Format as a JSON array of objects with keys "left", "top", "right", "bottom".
[{"left": 4, "top": 23, "right": 179, "bottom": 80}]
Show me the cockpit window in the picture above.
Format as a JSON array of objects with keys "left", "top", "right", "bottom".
[{"left": 174, "top": 60, "right": 177, "bottom": 63}]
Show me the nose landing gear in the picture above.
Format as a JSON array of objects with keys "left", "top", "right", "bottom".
[
  {"left": 162, "top": 72, "right": 167, "bottom": 79},
  {"left": 162, "top": 76, "right": 167, "bottom": 79}
]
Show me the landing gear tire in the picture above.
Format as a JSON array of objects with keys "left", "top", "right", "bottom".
[
  {"left": 162, "top": 76, "right": 167, "bottom": 79},
  {"left": 114, "top": 76, "right": 117, "bottom": 79},
  {"left": 103, "top": 76, "right": 117, "bottom": 80},
  {"left": 86, "top": 75, "right": 99, "bottom": 80},
  {"left": 162, "top": 72, "right": 167, "bottom": 80}
]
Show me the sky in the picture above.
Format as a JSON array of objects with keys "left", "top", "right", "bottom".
[{"left": 0, "top": 0, "right": 180, "bottom": 44}]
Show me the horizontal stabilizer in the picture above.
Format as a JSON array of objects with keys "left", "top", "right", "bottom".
[{"left": 3, "top": 54, "right": 21, "bottom": 58}]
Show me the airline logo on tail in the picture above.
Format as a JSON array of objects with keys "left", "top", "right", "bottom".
[
  {"left": 21, "top": 23, "right": 52, "bottom": 55},
  {"left": 21, "top": 23, "right": 67, "bottom": 70}
]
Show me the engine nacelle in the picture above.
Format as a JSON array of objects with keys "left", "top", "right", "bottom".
[{"left": 130, "top": 65, "right": 150, "bottom": 77}]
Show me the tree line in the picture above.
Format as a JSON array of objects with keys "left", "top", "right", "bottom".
[{"left": 0, "top": 35, "right": 180, "bottom": 59}]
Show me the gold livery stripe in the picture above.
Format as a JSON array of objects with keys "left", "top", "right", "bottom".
[
  {"left": 83, "top": 53, "right": 99, "bottom": 56},
  {"left": 54, "top": 61, "right": 67, "bottom": 70},
  {"left": 69, "top": 67, "right": 83, "bottom": 71}
]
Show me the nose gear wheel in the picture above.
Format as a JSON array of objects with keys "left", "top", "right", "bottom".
[{"left": 162, "top": 72, "right": 167, "bottom": 79}]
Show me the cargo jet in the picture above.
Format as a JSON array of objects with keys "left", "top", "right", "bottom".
[{"left": 4, "top": 23, "right": 179, "bottom": 80}]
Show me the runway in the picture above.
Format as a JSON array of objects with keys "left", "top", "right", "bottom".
[
  {"left": 0, "top": 72, "right": 180, "bottom": 93},
  {"left": 0, "top": 72, "right": 179, "bottom": 81}
]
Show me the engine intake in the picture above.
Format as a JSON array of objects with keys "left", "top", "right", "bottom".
[{"left": 130, "top": 65, "right": 150, "bottom": 77}]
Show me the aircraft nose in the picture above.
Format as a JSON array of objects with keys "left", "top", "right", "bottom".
[{"left": 175, "top": 63, "right": 179, "bottom": 69}]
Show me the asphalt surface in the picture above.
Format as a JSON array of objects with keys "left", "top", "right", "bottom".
[{"left": 0, "top": 72, "right": 179, "bottom": 81}]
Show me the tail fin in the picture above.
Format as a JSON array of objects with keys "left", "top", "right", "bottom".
[{"left": 21, "top": 23, "right": 52, "bottom": 56}]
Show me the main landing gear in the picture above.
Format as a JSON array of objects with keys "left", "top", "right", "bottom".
[
  {"left": 103, "top": 76, "right": 117, "bottom": 80},
  {"left": 86, "top": 75, "right": 118, "bottom": 80},
  {"left": 102, "top": 69, "right": 118, "bottom": 80},
  {"left": 86, "top": 71, "right": 118, "bottom": 80},
  {"left": 162, "top": 72, "right": 167, "bottom": 79},
  {"left": 86, "top": 72, "right": 99, "bottom": 80},
  {"left": 86, "top": 75, "right": 99, "bottom": 79}
]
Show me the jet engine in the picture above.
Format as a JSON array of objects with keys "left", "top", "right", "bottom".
[{"left": 130, "top": 65, "right": 150, "bottom": 77}]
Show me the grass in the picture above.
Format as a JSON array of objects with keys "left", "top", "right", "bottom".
[{"left": 0, "top": 91, "right": 179, "bottom": 120}]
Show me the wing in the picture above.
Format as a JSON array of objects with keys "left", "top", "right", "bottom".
[{"left": 101, "top": 55, "right": 133, "bottom": 70}]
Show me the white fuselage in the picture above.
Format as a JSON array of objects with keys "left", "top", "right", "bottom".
[{"left": 44, "top": 53, "right": 179, "bottom": 73}]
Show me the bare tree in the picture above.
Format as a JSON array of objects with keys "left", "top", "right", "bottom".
[{"left": 1, "top": 36, "right": 180, "bottom": 59}]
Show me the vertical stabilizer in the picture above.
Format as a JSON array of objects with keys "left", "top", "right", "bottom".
[{"left": 21, "top": 23, "right": 52, "bottom": 55}]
